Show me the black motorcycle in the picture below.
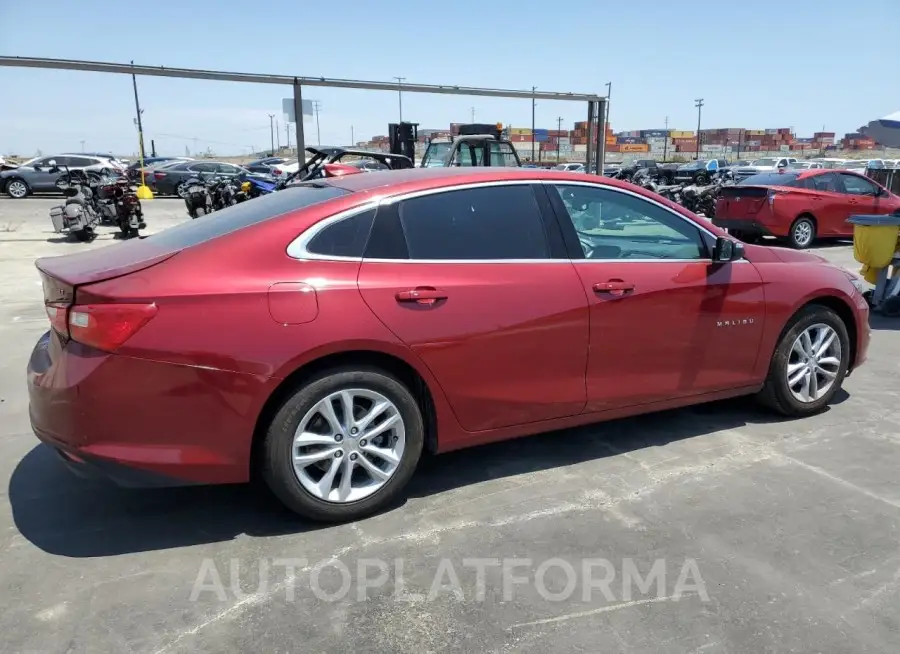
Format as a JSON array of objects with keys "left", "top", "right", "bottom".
[
  {"left": 98, "top": 178, "right": 146, "bottom": 238},
  {"left": 179, "top": 175, "right": 213, "bottom": 219}
]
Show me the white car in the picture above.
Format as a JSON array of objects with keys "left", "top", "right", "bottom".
[
  {"left": 842, "top": 159, "right": 886, "bottom": 172},
  {"left": 553, "top": 163, "right": 585, "bottom": 173},
  {"left": 788, "top": 161, "right": 824, "bottom": 170},
  {"left": 733, "top": 156, "right": 797, "bottom": 180},
  {"left": 817, "top": 158, "right": 848, "bottom": 169}
]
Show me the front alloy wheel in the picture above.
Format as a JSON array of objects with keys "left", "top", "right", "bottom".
[
  {"left": 785, "top": 323, "right": 841, "bottom": 403},
  {"left": 6, "top": 179, "right": 28, "bottom": 198},
  {"left": 790, "top": 217, "right": 815, "bottom": 249}
]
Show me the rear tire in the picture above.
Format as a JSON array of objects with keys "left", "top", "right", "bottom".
[
  {"left": 756, "top": 305, "right": 849, "bottom": 416},
  {"left": 194, "top": 207, "right": 206, "bottom": 218},
  {"left": 788, "top": 215, "right": 816, "bottom": 249},
  {"left": 262, "top": 367, "right": 424, "bottom": 522}
]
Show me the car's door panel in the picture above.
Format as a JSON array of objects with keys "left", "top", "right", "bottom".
[
  {"left": 544, "top": 182, "right": 766, "bottom": 411},
  {"left": 357, "top": 184, "right": 590, "bottom": 432},
  {"left": 803, "top": 173, "right": 846, "bottom": 236}
]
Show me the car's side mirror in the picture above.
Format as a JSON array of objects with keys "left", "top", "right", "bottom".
[
  {"left": 713, "top": 236, "right": 745, "bottom": 262},
  {"left": 48, "top": 166, "right": 60, "bottom": 174}
]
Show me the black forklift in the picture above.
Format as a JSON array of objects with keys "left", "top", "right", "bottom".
[{"left": 389, "top": 121, "right": 521, "bottom": 168}]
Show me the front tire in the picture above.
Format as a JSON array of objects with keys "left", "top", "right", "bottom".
[
  {"left": 262, "top": 367, "right": 424, "bottom": 522},
  {"left": 757, "top": 305, "right": 850, "bottom": 416},
  {"left": 5, "top": 178, "right": 29, "bottom": 199},
  {"left": 789, "top": 216, "right": 816, "bottom": 249}
]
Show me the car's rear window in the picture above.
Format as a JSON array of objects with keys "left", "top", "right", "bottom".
[
  {"left": 144, "top": 184, "right": 349, "bottom": 250},
  {"left": 739, "top": 172, "right": 800, "bottom": 186}
]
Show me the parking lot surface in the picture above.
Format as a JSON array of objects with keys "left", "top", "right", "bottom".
[{"left": 1, "top": 197, "right": 899, "bottom": 653}]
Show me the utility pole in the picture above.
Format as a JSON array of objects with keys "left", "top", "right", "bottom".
[
  {"left": 531, "top": 86, "right": 536, "bottom": 162},
  {"left": 737, "top": 128, "right": 743, "bottom": 160},
  {"left": 276, "top": 120, "right": 280, "bottom": 150},
  {"left": 312, "top": 101, "right": 322, "bottom": 145},
  {"left": 663, "top": 116, "right": 668, "bottom": 162},
  {"left": 604, "top": 81, "right": 611, "bottom": 137},
  {"left": 285, "top": 123, "right": 291, "bottom": 151},
  {"left": 471, "top": 107, "right": 475, "bottom": 123},
  {"left": 393, "top": 77, "right": 405, "bottom": 122},
  {"left": 351, "top": 125, "right": 355, "bottom": 146},
  {"left": 130, "top": 60, "right": 147, "bottom": 184},
  {"left": 80, "top": 140, "right": 85, "bottom": 153},
  {"left": 694, "top": 98, "right": 704, "bottom": 161},
  {"left": 557, "top": 117, "right": 563, "bottom": 162},
  {"left": 268, "top": 114, "right": 275, "bottom": 155}
]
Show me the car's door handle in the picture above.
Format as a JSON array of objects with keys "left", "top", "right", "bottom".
[
  {"left": 395, "top": 287, "right": 448, "bottom": 305},
  {"left": 593, "top": 280, "right": 635, "bottom": 296},
  {"left": 848, "top": 198, "right": 859, "bottom": 204}
]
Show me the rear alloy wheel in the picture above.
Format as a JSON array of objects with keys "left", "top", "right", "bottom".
[
  {"left": 262, "top": 367, "right": 424, "bottom": 521},
  {"left": 789, "top": 216, "right": 816, "bottom": 249},
  {"left": 757, "top": 305, "right": 849, "bottom": 416},
  {"left": 696, "top": 172, "right": 710, "bottom": 185},
  {"left": 5, "top": 178, "right": 29, "bottom": 199}
]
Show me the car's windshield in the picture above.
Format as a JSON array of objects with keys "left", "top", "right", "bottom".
[
  {"left": 739, "top": 172, "right": 801, "bottom": 186},
  {"left": 788, "top": 162, "right": 809, "bottom": 169},
  {"left": 553, "top": 164, "right": 568, "bottom": 170},
  {"left": 843, "top": 161, "right": 867, "bottom": 168},
  {"left": 751, "top": 158, "right": 777, "bottom": 166}
]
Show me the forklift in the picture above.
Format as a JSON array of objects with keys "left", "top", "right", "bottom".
[{"left": 389, "top": 121, "right": 522, "bottom": 168}]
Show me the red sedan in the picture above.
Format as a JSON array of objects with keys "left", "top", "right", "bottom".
[
  {"left": 714, "top": 169, "right": 900, "bottom": 249},
  {"left": 28, "top": 168, "right": 870, "bottom": 521}
]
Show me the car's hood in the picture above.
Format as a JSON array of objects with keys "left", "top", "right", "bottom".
[{"left": 741, "top": 242, "right": 829, "bottom": 265}]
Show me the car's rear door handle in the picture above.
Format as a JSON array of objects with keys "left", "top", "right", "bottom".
[
  {"left": 395, "top": 287, "right": 448, "bottom": 305},
  {"left": 593, "top": 280, "right": 635, "bottom": 296}
]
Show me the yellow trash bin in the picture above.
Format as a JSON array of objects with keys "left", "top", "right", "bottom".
[{"left": 848, "top": 214, "right": 900, "bottom": 284}]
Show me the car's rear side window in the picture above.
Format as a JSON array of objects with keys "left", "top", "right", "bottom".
[
  {"left": 397, "top": 185, "right": 549, "bottom": 260},
  {"left": 306, "top": 209, "right": 375, "bottom": 258},
  {"left": 146, "top": 184, "right": 349, "bottom": 250}
]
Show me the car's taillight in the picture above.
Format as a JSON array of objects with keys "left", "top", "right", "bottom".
[
  {"left": 273, "top": 168, "right": 282, "bottom": 176},
  {"left": 153, "top": 172, "right": 167, "bottom": 179},
  {"left": 67, "top": 303, "right": 157, "bottom": 352}
]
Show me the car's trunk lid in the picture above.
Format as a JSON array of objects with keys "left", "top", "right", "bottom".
[
  {"left": 717, "top": 185, "right": 770, "bottom": 215},
  {"left": 35, "top": 238, "right": 179, "bottom": 287}
]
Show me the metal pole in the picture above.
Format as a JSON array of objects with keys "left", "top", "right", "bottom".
[
  {"left": 292, "top": 79, "right": 305, "bottom": 158},
  {"left": 585, "top": 101, "right": 594, "bottom": 172},
  {"left": 268, "top": 114, "right": 275, "bottom": 154},
  {"left": 393, "top": 77, "right": 405, "bottom": 122},
  {"left": 131, "top": 60, "right": 146, "bottom": 186},
  {"left": 597, "top": 98, "right": 607, "bottom": 175},
  {"left": 663, "top": 116, "right": 668, "bottom": 162},
  {"left": 531, "top": 86, "right": 536, "bottom": 162},
  {"left": 351, "top": 125, "right": 354, "bottom": 146},
  {"left": 276, "top": 120, "right": 280, "bottom": 150},
  {"left": 557, "top": 117, "right": 563, "bottom": 162},
  {"left": 695, "top": 98, "right": 704, "bottom": 160},
  {"left": 471, "top": 107, "right": 475, "bottom": 122}
]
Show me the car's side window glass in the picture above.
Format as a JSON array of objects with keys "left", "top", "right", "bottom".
[
  {"left": 838, "top": 173, "right": 877, "bottom": 196},
  {"left": 811, "top": 173, "right": 839, "bottom": 192},
  {"left": 489, "top": 142, "right": 519, "bottom": 166},
  {"left": 306, "top": 209, "right": 375, "bottom": 258},
  {"left": 551, "top": 184, "right": 707, "bottom": 261},
  {"left": 398, "top": 185, "right": 549, "bottom": 260}
]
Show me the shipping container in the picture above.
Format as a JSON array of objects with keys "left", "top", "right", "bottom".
[
  {"left": 509, "top": 128, "right": 532, "bottom": 136},
  {"left": 620, "top": 143, "right": 650, "bottom": 153},
  {"left": 605, "top": 144, "right": 620, "bottom": 152},
  {"left": 617, "top": 136, "right": 641, "bottom": 144},
  {"left": 641, "top": 130, "right": 669, "bottom": 138},
  {"left": 814, "top": 132, "right": 836, "bottom": 138},
  {"left": 669, "top": 130, "right": 694, "bottom": 138},
  {"left": 573, "top": 144, "right": 588, "bottom": 153}
]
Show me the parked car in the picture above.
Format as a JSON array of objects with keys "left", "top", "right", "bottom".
[
  {"left": 842, "top": 159, "right": 885, "bottom": 174},
  {"left": 817, "top": 158, "right": 848, "bottom": 169},
  {"left": 713, "top": 169, "right": 900, "bottom": 248},
  {"left": 125, "top": 156, "right": 192, "bottom": 180},
  {"left": 1, "top": 154, "right": 122, "bottom": 198},
  {"left": 28, "top": 168, "right": 869, "bottom": 522},
  {"left": 733, "top": 157, "right": 798, "bottom": 181},
  {"left": 146, "top": 160, "right": 253, "bottom": 195},
  {"left": 62, "top": 153, "right": 128, "bottom": 172},
  {"left": 789, "top": 161, "right": 824, "bottom": 170},
  {"left": 620, "top": 159, "right": 678, "bottom": 183},
  {"left": 554, "top": 163, "right": 585, "bottom": 173},
  {"left": 673, "top": 159, "right": 727, "bottom": 184}
]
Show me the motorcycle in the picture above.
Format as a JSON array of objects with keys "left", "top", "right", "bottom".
[
  {"left": 655, "top": 183, "right": 685, "bottom": 205},
  {"left": 179, "top": 174, "right": 213, "bottom": 219},
  {"left": 243, "top": 175, "right": 277, "bottom": 198},
  {"left": 46, "top": 163, "right": 101, "bottom": 242},
  {"left": 98, "top": 178, "right": 146, "bottom": 238}
]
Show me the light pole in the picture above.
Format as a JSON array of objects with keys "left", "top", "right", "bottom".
[
  {"left": 268, "top": 114, "right": 275, "bottom": 154},
  {"left": 80, "top": 140, "right": 85, "bottom": 153},
  {"left": 694, "top": 98, "right": 704, "bottom": 161},
  {"left": 351, "top": 125, "right": 355, "bottom": 146},
  {"left": 604, "top": 81, "right": 611, "bottom": 141},
  {"left": 130, "top": 60, "right": 148, "bottom": 189},
  {"left": 393, "top": 77, "right": 405, "bottom": 122},
  {"left": 663, "top": 116, "right": 668, "bottom": 162},
  {"left": 471, "top": 107, "right": 475, "bottom": 123},
  {"left": 557, "top": 116, "right": 564, "bottom": 162},
  {"left": 531, "top": 86, "right": 536, "bottom": 162}
]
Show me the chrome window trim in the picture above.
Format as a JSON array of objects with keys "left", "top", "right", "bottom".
[{"left": 287, "top": 177, "right": 740, "bottom": 265}]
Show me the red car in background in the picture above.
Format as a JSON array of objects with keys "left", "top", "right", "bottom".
[
  {"left": 27, "top": 168, "right": 869, "bottom": 522},
  {"left": 714, "top": 169, "right": 900, "bottom": 249}
]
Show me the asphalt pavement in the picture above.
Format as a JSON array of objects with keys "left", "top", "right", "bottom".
[{"left": 0, "top": 198, "right": 899, "bottom": 653}]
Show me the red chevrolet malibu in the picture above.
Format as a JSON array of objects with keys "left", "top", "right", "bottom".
[
  {"left": 28, "top": 168, "right": 870, "bottom": 521},
  {"left": 714, "top": 169, "right": 900, "bottom": 249}
]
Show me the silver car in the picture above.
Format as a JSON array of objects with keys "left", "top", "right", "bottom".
[{"left": 0, "top": 154, "right": 121, "bottom": 199}]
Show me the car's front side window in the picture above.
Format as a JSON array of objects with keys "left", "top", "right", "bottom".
[
  {"left": 839, "top": 173, "right": 877, "bottom": 195},
  {"left": 550, "top": 184, "right": 707, "bottom": 261},
  {"left": 397, "top": 185, "right": 549, "bottom": 260}
]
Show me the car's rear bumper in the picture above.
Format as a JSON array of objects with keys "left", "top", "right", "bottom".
[
  {"left": 27, "top": 330, "right": 271, "bottom": 487},
  {"left": 711, "top": 218, "right": 776, "bottom": 236}
]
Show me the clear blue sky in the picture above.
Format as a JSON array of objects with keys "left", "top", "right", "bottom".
[{"left": 1, "top": 0, "right": 898, "bottom": 157}]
